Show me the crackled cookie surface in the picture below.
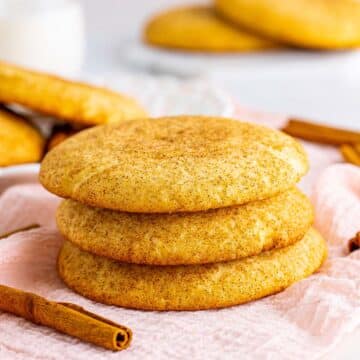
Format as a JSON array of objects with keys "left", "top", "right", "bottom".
[
  {"left": 57, "top": 188, "right": 313, "bottom": 265},
  {"left": 0, "top": 61, "right": 146, "bottom": 126},
  {"left": 144, "top": 6, "right": 277, "bottom": 52},
  {"left": 58, "top": 228, "right": 327, "bottom": 310},
  {"left": 215, "top": 0, "right": 360, "bottom": 49},
  {"left": 41, "top": 116, "right": 308, "bottom": 213},
  {"left": 0, "top": 109, "right": 44, "bottom": 166}
]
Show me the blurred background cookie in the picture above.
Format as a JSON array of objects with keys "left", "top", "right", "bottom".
[
  {"left": 0, "top": 61, "right": 147, "bottom": 126},
  {"left": 144, "top": 5, "right": 278, "bottom": 52},
  {"left": 215, "top": 0, "right": 360, "bottom": 49},
  {"left": 0, "top": 107, "right": 44, "bottom": 166}
]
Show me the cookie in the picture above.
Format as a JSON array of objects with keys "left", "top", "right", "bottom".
[
  {"left": 144, "top": 6, "right": 277, "bottom": 52},
  {"left": 58, "top": 228, "right": 327, "bottom": 311},
  {"left": 57, "top": 188, "right": 313, "bottom": 265},
  {"left": 0, "top": 108, "right": 44, "bottom": 166},
  {"left": 40, "top": 116, "right": 308, "bottom": 213},
  {"left": 0, "top": 61, "right": 147, "bottom": 126},
  {"left": 215, "top": 0, "right": 360, "bottom": 49}
]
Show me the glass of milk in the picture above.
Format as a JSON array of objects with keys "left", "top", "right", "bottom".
[{"left": 0, "top": 0, "right": 85, "bottom": 76}]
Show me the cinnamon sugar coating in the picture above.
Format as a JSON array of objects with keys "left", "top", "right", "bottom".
[
  {"left": 57, "top": 188, "right": 313, "bottom": 265},
  {"left": 40, "top": 116, "right": 308, "bottom": 213},
  {"left": 0, "top": 109, "right": 44, "bottom": 166},
  {"left": 57, "top": 228, "right": 327, "bottom": 311}
]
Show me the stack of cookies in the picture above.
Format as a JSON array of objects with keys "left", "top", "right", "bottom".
[{"left": 40, "top": 116, "right": 327, "bottom": 311}]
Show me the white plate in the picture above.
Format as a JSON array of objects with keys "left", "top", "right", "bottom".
[
  {"left": 121, "top": 41, "right": 360, "bottom": 78},
  {"left": 120, "top": 41, "right": 360, "bottom": 129}
]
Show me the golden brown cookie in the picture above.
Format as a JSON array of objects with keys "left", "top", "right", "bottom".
[
  {"left": 40, "top": 116, "right": 308, "bottom": 213},
  {"left": 215, "top": 0, "right": 360, "bottom": 49},
  {"left": 58, "top": 228, "right": 327, "bottom": 311},
  {"left": 57, "top": 188, "right": 313, "bottom": 265},
  {"left": 0, "top": 108, "right": 44, "bottom": 166},
  {"left": 0, "top": 61, "right": 146, "bottom": 126},
  {"left": 144, "top": 5, "right": 277, "bottom": 52}
]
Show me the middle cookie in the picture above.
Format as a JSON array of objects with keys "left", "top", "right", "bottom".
[{"left": 57, "top": 188, "right": 313, "bottom": 265}]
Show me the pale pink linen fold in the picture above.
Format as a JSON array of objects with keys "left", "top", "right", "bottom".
[{"left": 0, "top": 108, "right": 359, "bottom": 359}]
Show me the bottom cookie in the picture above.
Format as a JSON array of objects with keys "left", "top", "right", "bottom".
[{"left": 57, "top": 228, "right": 327, "bottom": 311}]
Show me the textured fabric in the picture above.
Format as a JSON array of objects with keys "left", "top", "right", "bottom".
[{"left": 0, "top": 107, "right": 359, "bottom": 359}]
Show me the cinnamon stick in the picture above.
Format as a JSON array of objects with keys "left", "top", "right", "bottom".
[
  {"left": 46, "top": 124, "right": 79, "bottom": 152},
  {"left": 340, "top": 144, "right": 360, "bottom": 166},
  {"left": 348, "top": 232, "right": 360, "bottom": 252},
  {"left": 355, "top": 143, "right": 360, "bottom": 154},
  {"left": 0, "top": 285, "right": 132, "bottom": 351},
  {"left": 283, "top": 118, "right": 360, "bottom": 145}
]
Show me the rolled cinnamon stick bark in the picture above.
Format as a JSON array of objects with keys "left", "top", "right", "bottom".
[
  {"left": 349, "top": 232, "right": 360, "bottom": 252},
  {"left": 0, "top": 285, "right": 132, "bottom": 351},
  {"left": 340, "top": 144, "right": 360, "bottom": 166},
  {"left": 283, "top": 118, "right": 360, "bottom": 145},
  {"left": 46, "top": 124, "right": 79, "bottom": 152}
]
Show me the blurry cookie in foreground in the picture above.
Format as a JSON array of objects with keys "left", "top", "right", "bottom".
[
  {"left": 57, "top": 188, "right": 313, "bottom": 265},
  {"left": 144, "top": 5, "right": 278, "bottom": 52},
  {"left": 0, "top": 61, "right": 147, "bottom": 126},
  {"left": 0, "top": 108, "right": 44, "bottom": 166},
  {"left": 57, "top": 228, "right": 327, "bottom": 310},
  {"left": 215, "top": 0, "right": 360, "bottom": 49},
  {"left": 40, "top": 116, "right": 308, "bottom": 213}
]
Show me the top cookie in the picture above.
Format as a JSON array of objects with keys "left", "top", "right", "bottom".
[
  {"left": 144, "top": 5, "right": 277, "bottom": 52},
  {"left": 0, "top": 61, "right": 147, "bottom": 126},
  {"left": 215, "top": 0, "right": 360, "bottom": 49},
  {"left": 40, "top": 116, "right": 308, "bottom": 213}
]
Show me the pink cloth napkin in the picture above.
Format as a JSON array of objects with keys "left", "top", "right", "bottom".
[{"left": 0, "top": 110, "right": 359, "bottom": 360}]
